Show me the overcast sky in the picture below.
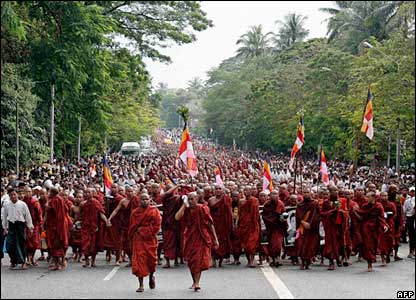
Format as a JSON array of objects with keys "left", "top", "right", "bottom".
[{"left": 143, "top": 1, "right": 335, "bottom": 89}]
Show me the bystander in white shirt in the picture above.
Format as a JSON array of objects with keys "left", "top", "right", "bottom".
[{"left": 2, "top": 199, "right": 34, "bottom": 230}]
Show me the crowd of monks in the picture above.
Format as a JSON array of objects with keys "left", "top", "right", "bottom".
[{"left": 1, "top": 129, "right": 415, "bottom": 292}]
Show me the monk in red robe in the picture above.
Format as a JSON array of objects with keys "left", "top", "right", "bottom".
[
  {"left": 175, "top": 192, "right": 219, "bottom": 292},
  {"left": 238, "top": 186, "right": 260, "bottom": 268},
  {"left": 262, "top": 190, "right": 287, "bottom": 267},
  {"left": 352, "top": 186, "right": 367, "bottom": 208},
  {"left": 80, "top": 188, "right": 109, "bottom": 267},
  {"left": 69, "top": 192, "right": 83, "bottom": 261},
  {"left": 23, "top": 186, "right": 43, "bottom": 267},
  {"left": 103, "top": 183, "right": 124, "bottom": 265},
  {"left": 128, "top": 193, "right": 161, "bottom": 293},
  {"left": 208, "top": 185, "right": 232, "bottom": 267},
  {"left": 107, "top": 186, "right": 138, "bottom": 266},
  {"left": 379, "top": 191, "right": 396, "bottom": 265},
  {"left": 278, "top": 184, "right": 290, "bottom": 206},
  {"left": 295, "top": 187, "right": 320, "bottom": 270},
  {"left": 343, "top": 189, "right": 360, "bottom": 265},
  {"left": 388, "top": 184, "right": 404, "bottom": 261},
  {"left": 357, "top": 192, "right": 389, "bottom": 272},
  {"left": 230, "top": 190, "right": 242, "bottom": 265},
  {"left": 44, "top": 187, "right": 71, "bottom": 270},
  {"left": 320, "top": 186, "right": 348, "bottom": 270},
  {"left": 161, "top": 184, "right": 182, "bottom": 268}
]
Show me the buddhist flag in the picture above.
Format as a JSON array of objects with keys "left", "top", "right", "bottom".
[
  {"left": 360, "top": 87, "right": 374, "bottom": 140},
  {"left": 289, "top": 116, "right": 304, "bottom": 170},
  {"left": 103, "top": 156, "right": 113, "bottom": 196},
  {"left": 262, "top": 161, "right": 273, "bottom": 193},
  {"left": 319, "top": 147, "right": 329, "bottom": 186},
  {"left": 215, "top": 166, "right": 224, "bottom": 187},
  {"left": 179, "top": 126, "right": 198, "bottom": 177}
]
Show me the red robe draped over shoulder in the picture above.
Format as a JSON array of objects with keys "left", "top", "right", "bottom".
[
  {"left": 295, "top": 198, "right": 320, "bottom": 260},
  {"left": 320, "top": 200, "right": 348, "bottom": 260},
  {"left": 238, "top": 197, "right": 260, "bottom": 255},
  {"left": 359, "top": 202, "right": 387, "bottom": 263},
  {"left": 45, "top": 195, "right": 71, "bottom": 257},
  {"left": 103, "top": 194, "right": 124, "bottom": 250},
  {"left": 209, "top": 195, "right": 232, "bottom": 259},
  {"left": 161, "top": 194, "right": 181, "bottom": 259},
  {"left": 128, "top": 206, "right": 161, "bottom": 277},
  {"left": 23, "top": 196, "right": 43, "bottom": 251},
  {"left": 81, "top": 199, "right": 105, "bottom": 256},
  {"left": 379, "top": 201, "right": 396, "bottom": 256},
  {"left": 262, "top": 199, "right": 286, "bottom": 258},
  {"left": 182, "top": 204, "right": 214, "bottom": 273}
]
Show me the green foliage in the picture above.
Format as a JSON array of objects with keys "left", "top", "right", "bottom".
[
  {"left": 272, "top": 13, "right": 309, "bottom": 50},
  {"left": 236, "top": 25, "right": 273, "bottom": 59},
  {"left": 1, "top": 1, "right": 211, "bottom": 169},
  {"left": 1, "top": 64, "right": 49, "bottom": 171}
]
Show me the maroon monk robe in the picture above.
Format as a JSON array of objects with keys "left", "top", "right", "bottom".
[
  {"left": 238, "top": 197, "right": 260, "bottom": 255},
  {"left": 352, "top": 195, "right": 367, "bottom": 208},
  {"left": 279, "top": 190, "right": 290, "bottom": 207},
  {"left": 45, "top": 195, "right": 71, "bottom": 257},
  {"left": 128, "top": 206, "right": 161, "bottom": 278},
  {"left": 81, "top": 199, "right": 105, "bottom": 256},
  {"left": 103, "top": 193, "right": 124, "bottom": 250},
  {"left": 23, "top": 196, "right": 43, "bottom": 252},
  {"left": 119, "top": 199, "right": 134, "bottom": 257},
  {"left": 320, "top": 200, "right": 348, "bottom": 261},
  {"left": 231, "top": 199, "right": 242, "bottom": 260},
  {"left": 182, "top": 204, "right": 214, "bottom": 274},
  {"left": 209, "top": 195, "right": 233, "bottom": 259},
  {"left": 295, "top": 198, "right": 320, "bottom": 260},
  {"left": 262, "top": 199, "right": 287, "bottom": 258},
  {"left": 359, "top": 202, "right": 387, "bottom": 263},
  {"left": 161, "top": 193, "right": 181, "bottom": 259},
  {"left": 392, "top": 197, "right": 403, "bottom": 249},
  {"left": 379, "top": 200, "right": 396, "bottom": 256}
]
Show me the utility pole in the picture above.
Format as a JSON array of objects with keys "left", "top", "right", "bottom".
[
  {"left": 387, "top": 133, "right": 391, "bottom": 167},
  {"left": 77, "top": 116, "right": 81, "bottom": 165},
  {"left": 50, "top": 84, "right": 55, "bottom": 164},
  {"left": 396, "top": 117, "right": 400, "bottom": 175},
  {"left": 16, "top": 98, "right": 19, "bottom": 177}
]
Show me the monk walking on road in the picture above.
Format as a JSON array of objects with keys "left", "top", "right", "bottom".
[
  {"left": 129, "top": 193, "right": 161, "bottom": 293},
  {"left": 175, "top": 192, "right": 219, "bottom": 291}
]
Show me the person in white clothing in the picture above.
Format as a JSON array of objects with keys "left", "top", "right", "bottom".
[{"left": 2, "top": 187, "right": 33, "bottom": 270}]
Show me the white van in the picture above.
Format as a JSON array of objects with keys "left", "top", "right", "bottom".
[{"left": 120, "top": 142, "right": 141, "bottom": 156}]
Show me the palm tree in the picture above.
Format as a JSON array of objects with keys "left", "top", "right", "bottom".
[
  {"left": 272, "top": 13, "right": 309, "bottom": 50},
  {"left": 320, "top": 1, "right": 402, "bottom": 53},
  {"left": 236, "top": 25, "right": 273, "bottom": 59}
]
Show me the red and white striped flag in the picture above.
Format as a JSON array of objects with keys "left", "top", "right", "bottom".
[
  {"left": 319, "top": 148, "right": 329, "bottom": 186},
  {"left": 215, "top": 166, "right": 224, "bottom": 187},
  {"left": 179, "top": 126, "right": 198, "bottom": 177},
  {"left": 262, "top": 161, "right": 273, "bottom": 193},
  {"left": 361, "top": 87, "right": 374, "bottom": 140},
  {"left": 289, "top": 116, "right": 304, "bottom": 170}
]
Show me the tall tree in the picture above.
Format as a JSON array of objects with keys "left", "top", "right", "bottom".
[
  {"left": 320, "top": 1, "right": 403, "bottom": 53},
  {"left": 236, "top": 25, "right": 273, "bottom": 59},
  {"left": 272, "top": 13, "right": 310, "bottom": 50}
]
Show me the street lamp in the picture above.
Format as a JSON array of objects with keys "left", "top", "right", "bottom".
[
  {"left": 396, "top": 117, "right": 400, "bottom": 175},
  {"left": 363, "top": 41, "right": 399, "bottom": 70},
  {"left": 321, "top": 67, "right": 332, "bottom": 71}
]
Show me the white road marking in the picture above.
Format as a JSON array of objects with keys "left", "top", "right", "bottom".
[
  {"left": 103, "top": 266, "right": 120, "bottom": 281},
  {"left": 261, "top": 265, "right": 295, "bottom": 299}
]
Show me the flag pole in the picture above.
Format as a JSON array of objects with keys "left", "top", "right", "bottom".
[
  {"left": 300, "top": 148, "right": 303, "bottom": 194},
  {"left": 293, "top": 156, "right": 297, "bottom": 194},
  {"left": 317, "top": 144, "right": 322, "bottom": 193}
]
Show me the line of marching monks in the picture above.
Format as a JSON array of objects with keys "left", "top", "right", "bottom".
[{"left": 1, "top": 181, "right": 413, "bottom": 292}]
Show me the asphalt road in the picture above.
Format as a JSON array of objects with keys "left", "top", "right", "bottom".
[{"left": 1, "top": 244, "right": 415, "bottom": 299}]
